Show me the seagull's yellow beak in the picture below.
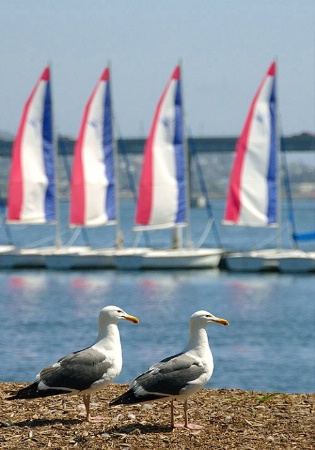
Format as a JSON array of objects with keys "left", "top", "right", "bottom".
[
  {"left": 213, "top": 317, "right": 229, "bottom": 326},
  {"left": 124, "top": 314, "right": 140, "bottom": 324}
]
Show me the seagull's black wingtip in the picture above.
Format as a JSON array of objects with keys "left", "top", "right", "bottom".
[
  {"left": 6, "top": 382, "right": 40, "bottom": 400},
  {"left": 110, "top": 389, "right": 144, "bottom": 406}
]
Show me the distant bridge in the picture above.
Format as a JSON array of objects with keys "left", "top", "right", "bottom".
[{"left": 0, "top": 134, "right": 314, "bottom": 156}]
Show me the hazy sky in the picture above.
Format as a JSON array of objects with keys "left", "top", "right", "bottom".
[{"left": 0, "top": 0, "right": 314, "bottom": 138}]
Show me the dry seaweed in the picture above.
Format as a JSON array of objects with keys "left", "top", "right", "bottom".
[{"left": 1, "top": 382, "right": 314, "bottom": 449}]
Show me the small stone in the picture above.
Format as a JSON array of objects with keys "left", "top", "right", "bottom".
[
  {"left": 267, "top": 435, "right": 275, "bottom": 442},
  {"left": 129, "top": 428, "right": 141, "bottom": 435},
  {"left": 142, "top": 404, "right": 153, "bottom": 411},
  {"left": 127, "top": 413, "right": 136, "bottom": 420},
  {"left": 225, "top": 415, "right": 232, "bottom": 422},
  {"left": 101, "top": 433, "right": 111, "bottom": 440},
  {"left": 115, "top": 413, "right": 125, "bottom": 421}
]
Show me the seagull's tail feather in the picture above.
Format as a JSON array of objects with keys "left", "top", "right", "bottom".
[
  {"left": 7, "top": 382, "right": 42, "bottom": 400},
  {"left": 110, "top": 388, "right": 166, "bottom": 406},
  {"left": 109, "top": 389, "right": 140, "bottom": 406},
  {"left": 7, "top": 382, "right": 67, "bottom": 400}
]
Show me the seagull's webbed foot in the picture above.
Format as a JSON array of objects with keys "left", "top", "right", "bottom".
[
  {"left": 86, "top": 415, "right": 106, "bottom": 423},
  {"left": 174, "top": 422, "right": 204, "bottom": 430}
]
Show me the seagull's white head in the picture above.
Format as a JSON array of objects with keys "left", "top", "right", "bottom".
[
  {"left": 190, "top": 310, "right": 229, "bottom": 328},
  {"left": 99, "top": 305, "right": 139, "bottom": 327}
]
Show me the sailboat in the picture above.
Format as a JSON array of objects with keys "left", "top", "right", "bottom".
[
  {"left": 1, "top": 66, "right": 59, "bottom": 268},
  {"left": 221, "top": 61, "right": 315, "bottom": 272},
  {"left": 115, "top": 65, "right": 222, "bottom": 269},
  {"left": 4, "top": 66, "right": 91, "bottom": 270},
  {"left": 45, "top": 67, "right": 123, "bottom": 269}
]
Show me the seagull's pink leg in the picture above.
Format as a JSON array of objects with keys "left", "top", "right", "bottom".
[
  {"left": 170, "top": 399, "right": 175, "bottom": 428},
  {"left": 83, "top": 394, "right": 105, "bottom": 422},
  {"left": 173, "top": 400, "right": 204, "bottom": 430}
]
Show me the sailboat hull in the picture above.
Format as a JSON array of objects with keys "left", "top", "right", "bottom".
[
  {"left": 12, "top": 248, "right": 48, "bottom": 268},
  {"left": 221, "top": 250, "right": 276, "bottom": 272},
  {"left": 141, "top": 249, "right": 222, "bottom": 270},
  {"left": 0, "top": 246, "right": 16, "bottom": 269},
  {"left": 0, "top": 246, "right": 313, "bottom": 272},
  {"left": 0, "top": 247, "right": 53, "bottom": 269},
  {"left": 277, "top": 251, "right": 315, "bottom": 273},
  {"left": 115, "top": 248, "right": 222, "bottom": 270},
  {"left": 44, "top": 248, "right": 116, "bottom": 270},
  {"left": 221, "top": 249, "right": 315, "bottom": 273}
]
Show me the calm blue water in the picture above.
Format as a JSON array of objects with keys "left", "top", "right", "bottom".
[
  {"left": 0, "top": 269, "right": 314, "bottom": 393},
  {"left": 0, "top": 200, "right": 314, "bottom": 393}
]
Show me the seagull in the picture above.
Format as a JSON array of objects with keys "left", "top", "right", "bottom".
[
  {"left": 110, "top": 310, "right": 229, "bottom": 429},
  {"left": 7, "top": 305, "right": 139, "bottom": 422}
]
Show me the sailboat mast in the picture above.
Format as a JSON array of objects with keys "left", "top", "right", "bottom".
[
  {"left": 275, "top": 59, "right": 282, "bottom": 250},
  {"left": 182, "top": 67, "right": 192, "bottom": 249},
  {"left": 172, "top": 61, "right": 191, "bottom": 249},
  {"left": 49, "top": 63, "right": 62, "bottom": 248},
  {"left": 109, "top": 64, "right": 123, "bottom": 249}
]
